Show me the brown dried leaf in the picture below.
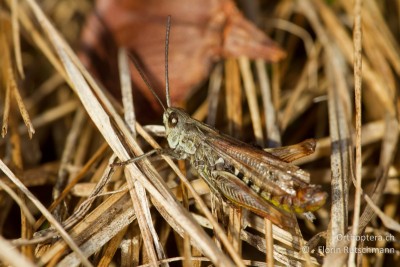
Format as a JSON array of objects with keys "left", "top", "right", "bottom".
[{"left": 80, "top": 0, "right": 285, "bottom": 119}]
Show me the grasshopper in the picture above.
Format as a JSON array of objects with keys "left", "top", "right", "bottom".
[{"left": 119, "top": 16, "right": 327, "bottom": 229}]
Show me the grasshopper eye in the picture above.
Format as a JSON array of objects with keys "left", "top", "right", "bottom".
[{"left": 168, "top": 112, "right": 179, "bottom": 127}]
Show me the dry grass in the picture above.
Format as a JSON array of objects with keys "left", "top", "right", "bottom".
[{"left": 0, "top": 0, "right": 399, "bottom": 266}]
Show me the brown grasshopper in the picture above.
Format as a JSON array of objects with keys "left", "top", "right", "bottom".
[{"left": 118, "top": 16, "right": 327, "bottom": 229}]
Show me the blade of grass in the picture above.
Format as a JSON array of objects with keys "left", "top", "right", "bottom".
[
  {"left": 206, "top": 63, "right": 223, "bottom": 126},
  {"left": 118, "top": 47, "right": 136, "bottom": 137},
  {"left": 11, "top": 0, "right": 24, "bottom": 79},
  {"left": 239, "top": 56, "right": 263, "bottom": 145},
  {"left": 348, "top": 0, "right": 363, "bottom": 265}
]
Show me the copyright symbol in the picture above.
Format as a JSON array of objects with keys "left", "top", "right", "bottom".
[{"left": 302, "top": 246, "right": 310, "bottom": 253}]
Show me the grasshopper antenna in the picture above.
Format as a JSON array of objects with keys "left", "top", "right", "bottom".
[
  {"left": 129, "top": 54, "right": 166, "bottom": 111},
  {"left": 165, "top": 15, "right": 171, "bottom": 108}
]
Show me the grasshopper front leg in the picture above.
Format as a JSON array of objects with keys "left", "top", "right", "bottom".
[{"left": 111, "top": 148, "right": 181, "bottom": 167}]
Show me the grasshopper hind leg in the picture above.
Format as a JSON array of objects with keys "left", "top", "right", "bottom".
[{"left": 211, "top": 170, "right": 296, "bottom": 229}]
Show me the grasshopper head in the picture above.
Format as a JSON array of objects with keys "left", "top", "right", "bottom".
[{"left": 163, "top": 107, "right": 190, "bottom": 149}]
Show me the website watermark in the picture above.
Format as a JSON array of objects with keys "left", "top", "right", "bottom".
[
  {"left": 302, "top": 234, "right": 397, "bottom": 255},
  {"left": 305, "top": 246, "right": 397, "bottom": 255},
  {"left": 334, "top": 233, "right": 395, "bottom": 242}
]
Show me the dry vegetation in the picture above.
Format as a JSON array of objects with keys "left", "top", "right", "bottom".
[{"left": 0, "top": 0, "right": 399, "bottom": 266}]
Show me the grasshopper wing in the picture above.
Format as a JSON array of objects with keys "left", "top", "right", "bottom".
[
  {"left": 202, "top": 132, "right": 311, "bottom": 196},
  {"left": 264, "top": 139, "right": 316, "bottom": 163}
]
